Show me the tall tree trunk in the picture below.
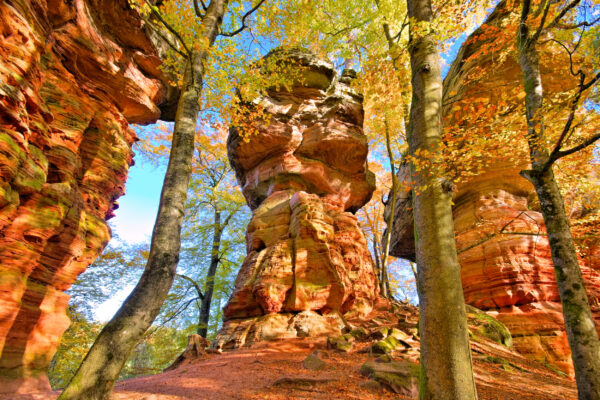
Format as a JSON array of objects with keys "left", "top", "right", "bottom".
[
  {"left": 197, "top": 209, "right": 223, "bottom": 338},
  {"left": 405, "top": 0, "right": 478, "bottom": 398},
  {"left": 58, "top": 2, "right": 228, "bottom": 399},
  {"left": 518, "top": 5, "right": 600, "bottom": 397}
]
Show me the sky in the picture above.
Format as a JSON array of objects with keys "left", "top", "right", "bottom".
[{"left": 110, "top": 155, "right": 166, "bottom": 244}]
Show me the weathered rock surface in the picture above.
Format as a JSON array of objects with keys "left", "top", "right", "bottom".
[
  {"left": 214, "top": 49, "right": 378, "bottom": 349},
  {"left": 0, "top": 0, "right": 167, "bottom": 392},
  {"left": 385, "top": 1, "right": 600, "bottom": 375}
]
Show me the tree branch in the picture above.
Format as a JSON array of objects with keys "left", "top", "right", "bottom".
[
  {"left": 193, "top": 0, "right": 205, "bottom": 19},
  {"left": 142, "top": 15, "right": 187, "bottom": 58},
  {"left": 554, "top": 132, "right": 600, "bottom": 160},
  {"left": 544, "top": 71, "right": 600, "bottom": 167},
  {"left": 531, "top": 0, "right": 552, "bottom": 43},
  {"left": 555, "top": 15, "right": 600, "bottom": 30},
  {"left": 545, "top": 0, "right": 582, "bottom": 31},
  {"left": 143, "top": 0, "right": 192, "bottom": 56},
  {"left": 219, "top": 0, "right": 266, "bottom": 37},
  {"left": 177, "top": 273, "right": 205, "bottom": 301}
]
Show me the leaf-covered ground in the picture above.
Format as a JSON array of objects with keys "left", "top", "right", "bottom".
[{"left": 18, "top": 334, "right": 577, "bottom": 400}]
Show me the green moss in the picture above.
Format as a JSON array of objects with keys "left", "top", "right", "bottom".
[
  {"left": 13, "top": 145, "right": 48, "bottom": 193},
  {"left": 542, "top": 359, "right": 568, "bottom": 377},
  {"left": 466, "top": 305, "right": 512, "bottom": 348},
  {"left": 485, "top": 355, "right": 526, "bottom": 372},
  {"left": 371, "top": 336, "right": 400, "bottom": 354},
  {"left": 360, "top": 360, "right": 420, "bottom": 395},
  {"left": 0, "top": 84, "right": 21, "bottom": 103},
  {"left": 327, "top": 335, "right": 353, "bottom": 352},
  {"left": 348, "top": 327, "right": 368, "bottom": 340}
]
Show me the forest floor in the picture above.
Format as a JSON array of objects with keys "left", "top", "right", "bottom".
[{"left": 15, "top": 335, "right": 578, "bottom": 400}]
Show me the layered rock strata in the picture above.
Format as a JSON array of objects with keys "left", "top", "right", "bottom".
[
  {"left": 386, "top": 1, "right": 600, "bottom": 374},
  {"left": 0, "top": 0, "right": 167, "bottom": 392},
  {"left": 214, "top": 50, "right": 378, "bottom": 349}
]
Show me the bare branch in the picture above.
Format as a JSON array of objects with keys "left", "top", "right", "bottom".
[
  {"left": 555, "top": 15, "right": 600, "bottom": 29},
  {"left": 160, "top": 297, "right": 200, "bottom": 325},
  {"left": 550, "top": 38, "right": 579, "bottom": 76},
  {"left": 219, "top": 0, "right": 266, "bottom": 37},
  {"left": 177, "top": 273, "right": 205, "bottom": 301}
]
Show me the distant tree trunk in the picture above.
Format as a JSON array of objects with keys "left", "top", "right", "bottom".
[
  {"left": 57, "top": 2, "right": 228, "bottom": 399},
  {"left": 197, "top": 209, "right": 224, "bottom": 338},
  {"left": 405, "top": 0, "right": 478, "bottom": 398},
  {"left": 380, "top": 115, "right": 397, "bottom": 300},
  {"left": 372, "top": 232, "right": 382, "bottom": 285},
  {"left": 517, "top": 2, "right": 600, "bottom": 397}
]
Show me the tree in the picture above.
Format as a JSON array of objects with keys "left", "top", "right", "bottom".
[
  {"left": 57, "top": 1, "right": 264, "bottom": 398},
  {"left": 516, "top": 0, "right": 600, "bottom": 397},
  {"left": 162, "top": 130, "right": 247, "bottom": 337},
  {"left": 405, "top": 0, "right": 478, "bottom": 398},
  {"left": 191, "top": 157, "right": 244, "bottom": 337}
]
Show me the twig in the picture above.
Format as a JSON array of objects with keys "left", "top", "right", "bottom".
[{"left": 219, "top": 0, "right": 266, "bottom": 37}]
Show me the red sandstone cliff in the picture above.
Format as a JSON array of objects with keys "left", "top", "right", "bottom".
[
  {"left": 0, "top": 0, "right": 169, "bottom": 392},
  {"left": 214, "top": 50, "right": 380, "bottom": 349},
  {"left": 385, "top": 1, "right": 600, "bottom": 375}
]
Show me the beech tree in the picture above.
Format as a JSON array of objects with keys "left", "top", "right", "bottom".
[
  {"left": 405, "top": 0, "right": 478, "bottom": 398},
  {"left": 57, "top": 1, "right": 265, "bottom": 398},
  {"left": 516, "top": 0, "right": 600, "bottom": 398}
]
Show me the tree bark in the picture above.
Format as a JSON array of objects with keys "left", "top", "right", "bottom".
[
  {"left": 197, "top": 209, "right": 224, "bottom": 338},
  {"left": 518, "top": 6, "right": 600, "bottom": 397},
  {"left": 405, "top": 0, "right": 478, "bottom": 398},
  {"left": 57, "top": 2, "right": 228, "bottom": 399}
]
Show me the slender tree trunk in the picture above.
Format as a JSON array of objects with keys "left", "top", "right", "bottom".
[
  {"left": 406, "top": 0, "right": 477, "bottom": 398},
  {"left": 381, "top": 115, "right": 398, "bottom": 300},
  {"left": 198, "top": 209, "right": 223, "bottom": 338},
  {"left": 372, "top": 233, "right": 387, "bottom": 296},
  {"left": 518, "top": 7, "right": 600, "bottom": 398},
  {"left": 57, "top": 2, "right": 228, "bottom": 399}
]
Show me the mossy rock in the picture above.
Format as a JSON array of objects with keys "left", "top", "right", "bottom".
[
  {"left": 371, "top": 336, "right": 400, "bottom": 354},
  {"left": 369, "top": 327, "right": 389, "bottom": 341},
  {"left": 466, "top": 305, "right": 512, "bottom": 348},
  {"left": 327, "top": 335, "right": 353, "bottom": 352},
  {"left": 348, "top": 327, "right": 368, "bottom": 341},
  {"left": 360, "top": 360, "right": 419, "bottom": 396},
  {"left": 388, "top": 328, "right": 410, "bottom": 342},
  {"left": 302, "top": 352, "right": 326, "bottom": 371}
]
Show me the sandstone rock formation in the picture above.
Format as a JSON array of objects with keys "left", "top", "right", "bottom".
[
  {"left": 385, "top": 1, "right": 600, "bottom": 375},
  {"left": 214, "top": 49, "right": 379, "bottom": 349},
  {"left": 0, "top": 0, "right": 168, "bottom": 392}
]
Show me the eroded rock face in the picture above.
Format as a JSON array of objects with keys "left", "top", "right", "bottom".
[
  {"left": 0, "top": 0, "right": 166, "bottom": 392},
  {"left": 215, "top": 50, "right": 378, "bottom": 349},
  {"left": 386, "top": 1, "right": 600, "bottom": 375}
]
